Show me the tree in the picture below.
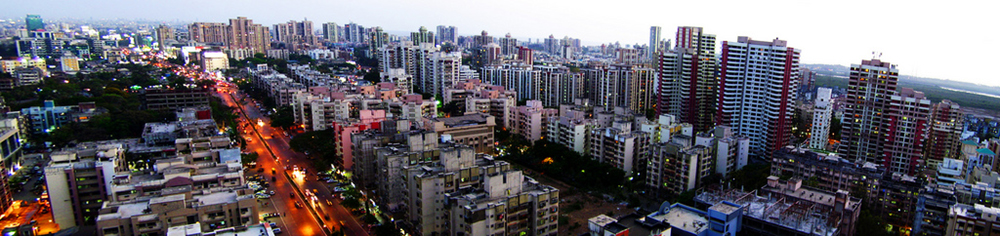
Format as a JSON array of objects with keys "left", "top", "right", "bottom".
[
  {"left": 440, "top": 101, "right": 464, "bottom": 117},
  {"left": 340, "top": 198, "right": 362, "bottom": 209},
  {"left": 268, "top": 106, "right": 296, "bottom": 130},
  {"left": 829, "top": 118, "right": 842, "bottom": 141},
  {"left": 362, "top": 68, "right": 380, "bottom": 84}
]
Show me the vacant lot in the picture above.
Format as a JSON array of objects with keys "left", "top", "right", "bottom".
[{"left": 524, "top": 171, "right": 635, "bottom": 236}]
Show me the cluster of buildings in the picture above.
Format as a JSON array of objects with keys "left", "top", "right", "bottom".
[{"left": 36, "top": 108, "right": 261, "bottom": 235}]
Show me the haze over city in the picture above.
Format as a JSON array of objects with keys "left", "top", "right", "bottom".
[{"left": 4, "top": 0, "right": 998, "bottom": 86}]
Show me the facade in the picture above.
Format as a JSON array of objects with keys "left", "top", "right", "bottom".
[
  {"left": 649, "top": 26, "right": 661, "bottom": 62},
  {"left": 140, "top": 88, "right": 211, "bottom": 111},
  {"left": 425, "top": 114, "right": 496, "bottom": 154},
  {"left": 884, "top": 88, "right": 931, "bottom": 175},
  {"left": 590, "top": 120, "right": 649, "bottom": 174},
  {"left": 436, "top": 25, "right": 457, "bottom": 45},
  {"left": 227, "top": 17, "right": 271, "bottom": 53},
  {"left": 155, "top": 25, "right": 174, "bottom": 50},
  {"left": 273, "top": 19, "right": 317, "bottom": 51},
  {"left": 809, "top": 87, "right": 833, "bottom": 150},
  {"left": 322, "top": 22, "right": 341, "bottom": 42},
  {"left": 513, "top": 100, "right": 558, "bottom": 142},
  {"left": 926, "top": 100, "right": 963, "bottom": 168},
  {"left": 718, "top": 37, "right": 800, "bottom": 158},
  {"left": 370, "top": 142, "right": 559, "bottom": 236},
  {"left": 841, "top": 59, "right": 899, "bottom": 165},
  {"left": 945, "top": 204, "right": 1000, "bottom": 236},
  {"left": 200, "top": 51, "right": 229, "bottom": 71},
  {"left": 658, "top": 26, "right": 718, "bottom": 132},
  {"left": 45, "top": 142, "right": 127, "bottom": 228},
  {"left": 0, "top": 117, "right": 25, "bottom": 217}
]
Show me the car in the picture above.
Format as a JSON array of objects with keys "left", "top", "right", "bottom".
[
  {"left": 269, "top": 222, "right": 277, "bottom": 228},
  {"left": 294, "top": 202, "right": 302, "bottom": 208},
  {"left": 290, "top": 192, "right": 295, "bottom": 198},
  {"left": 326, "top": 200, "right": 334, "bottom": 206},
  {"left": 270, "top": 191, "right": 275, "bottom": 195},
  {"left": 272, "top": 228, "right": 282, "bottom": 234}
]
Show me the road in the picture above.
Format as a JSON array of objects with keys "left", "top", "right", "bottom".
[{"left": 217, "top": 84, "right": 368, "bottom": 236}]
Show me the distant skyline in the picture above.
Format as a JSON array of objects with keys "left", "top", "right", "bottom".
[{"left": 3, "top": 0, "right": 997, "bottom": 86}]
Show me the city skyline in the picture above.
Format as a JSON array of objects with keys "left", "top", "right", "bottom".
[{"left": 3, "top": 0, "right": 998, "bottom": 87}]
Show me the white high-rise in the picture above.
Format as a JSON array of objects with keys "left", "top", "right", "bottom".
[
  {"left": 649, "top": 26, "right": 661, "bottom": 61},
  {"left": 718, "top": 37, "right": 800, "bottom": 158},
  {"left": 809, "top": 87, "right": 833, "bottom": 150}
]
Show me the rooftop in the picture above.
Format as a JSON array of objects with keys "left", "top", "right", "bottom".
[{"left": 650, "top": 205, "right": 707, "bottom": 234}]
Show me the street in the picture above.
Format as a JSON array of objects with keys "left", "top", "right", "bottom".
[{"left": 216, "top": 83, "right": 368, "bottom": 236}]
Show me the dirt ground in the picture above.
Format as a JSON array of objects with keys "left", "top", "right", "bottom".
[{"left": 525, "top": 171, "right": 635, "bottom": 236}]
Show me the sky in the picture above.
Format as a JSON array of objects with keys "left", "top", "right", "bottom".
[{"left": 4, "top": 0, "right": 999, "bottom": 86}]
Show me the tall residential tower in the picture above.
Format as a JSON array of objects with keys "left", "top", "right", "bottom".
[{"left": 718, "top": 37, "right": 800, "bottom": 158}]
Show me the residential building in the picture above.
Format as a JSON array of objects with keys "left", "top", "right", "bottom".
[
  {"left": 926, "top": 100, "right": 964, "bottom": 168},
  {"left": 140, "top": 88, "right": 211, "bottom": 111},
  {"left": 444, "top": 79, "right": 517, "bottom": 128},
  {"left": 498, "top": 33, "right": 518, "bottom": 56},
  {"left": 481, "top": 63, "right": 536, "bottom": 101},
  {"left": 424, "top": 113, "right": 496, "bottom": 154},
  {"left": 97, "top": 189, "right": 257, "bottom": 236},
  {"left": 517, "top": 46, "right": 533, "bottom": 65},
  {"left": 590, "top": 120, "right": 650, "bottom": 175},
  {"left": 535, "top": 65, "right": 584, "bottom": 108},
  {"left": 1, "top": 57, "right": 47, "bottom": 75},
  {"left": 227, "top": 17, "right": 271, "bottom": 53},
  {"left": 809, "top": 87, "right": 833, "bottom": 150},
  {"left": 60, "top": 55, "right": 80, "bottom": 72},
  {"left": 718, "top": 37, "right": 800, "bottom": 158},
  {"left": 155, "top": 25, "right": 174, "bottom": 50},
  {"left": 657, "top": 27, "right": 718, "bottom": 132},
  {"left": 513, "top": 100, "right": 558, "bottom": 142},
  {"left": 45, "top": 141, "right": 128, "bottom": 228},
  {"left": 0, "top": 117, "right": 25, "bottom": 217},
  {"left": 841, "top": 59, "right": 899, "bottom": 166},
  {"left": 649, "top": 26, "right": 661, "bottom": 62},
  {"left": 945, "top": 204, "right": 1000, "bottom": 236},
  {"left": 884, "top": 88, "right": 931, "bottom": 175},
  {"left": 372, "top": 142, "right": 559, "bottom": 236},
  {"left": 410, "top": 26, "right": 435, "bottom": 45},
  {"left": 200, "top": 51, "right": 229, "bottom": 72},
  {"left": 322, "top": 22, "right": 341, "bottom": 42},
  {"left": 436, "top": 25, "right": 457, "bottom": 45},
  {"left": 546, "top": 108, "right": 593, "bottom": 154},
  {"left": 21, "top": 100, "right": 99, "bottom": 134},
  {"left": 273, "top": 19, "right": 317, "bottom": 51}
]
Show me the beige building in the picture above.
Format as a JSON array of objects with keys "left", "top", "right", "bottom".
[
  {"left": 424, "top": 113, "right": 496, "bottom": 154},
  {"left": 97, "top": 190, "right": 258, "bottom": 236}
]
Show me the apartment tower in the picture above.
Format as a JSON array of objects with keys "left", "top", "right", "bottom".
[{"left": 718, "top": 37, "right": 800, "bottom": 158}]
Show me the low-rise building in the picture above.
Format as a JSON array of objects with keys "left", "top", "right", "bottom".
[
  {"left": 140, "top": 88, "right": 211, "bottom": 111},
  {"left": 513, "top": 100, "right": 557, "bottom": 142},
  {"left": 424, "top": 113, "right": 496, "bottom": 154}
]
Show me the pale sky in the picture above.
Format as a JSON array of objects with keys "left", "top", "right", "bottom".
[{"left": 4, "top": 0, "right": 998, "bottom": 86}]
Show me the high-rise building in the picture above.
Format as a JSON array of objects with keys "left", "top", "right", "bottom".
[
  {"left": 649, "top": 26, "right": 661, "bottom": 61},
  {"left": 435, "top": 25, "right": 457, "bottom": 45},
  {"left": 718, "top": 37, "right": 800, "bottom": 158},
  {"left": 155, "top": 25, "right": 174, "bottom": 50},
  {"left": 884, "top": 88, "right": 930, "bottom": 175},
  {"left": 227, "top": 17, "right": 270, "bottom": 52},
  {"left": 809, "top": 87, "right": 833, "bottom": 150},
  {"left": 544, "top": 35, "right": 560, "bottom": 54},
  {"left": 273, "top": 19, "right": 317, "bottom": 51},
  {"left": 841, "top": 59, "right": 898, "bottom": 166},
  {"left": 322, "top": 22, "right": 341, "bottom": 42},
  {"left": 499, "top": 33, "right": 518, "bottom": 56},
  {"left": 427, "top": 51, "right": 462, "bottom": 96},
  {"left": 471, "top": 31, "right": 493, "bottom": 49},
  {"left": 188, "top": 22, "right": 228, "bottom": 44},
  {"left": 343, "top": 23, "right": 366, "bottom": 44},
  {"left": 26, "top": 14, "right": 44, "bottom": 32},
  {"left": 410, "top": 26, "right": 434, "bottom": 45},
  {"left": 925, "top": 100, "right": 963, "bottom": 167},
  {"left": 517, "top": 46, "right": 534, "bottom": 65},
  {"left": 657, "top": 26, "right": 718, "bottom": 132}
]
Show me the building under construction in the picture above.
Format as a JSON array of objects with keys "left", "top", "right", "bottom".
[{"left": 694, "top": 176, "right": 862, "bottom": 236}]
